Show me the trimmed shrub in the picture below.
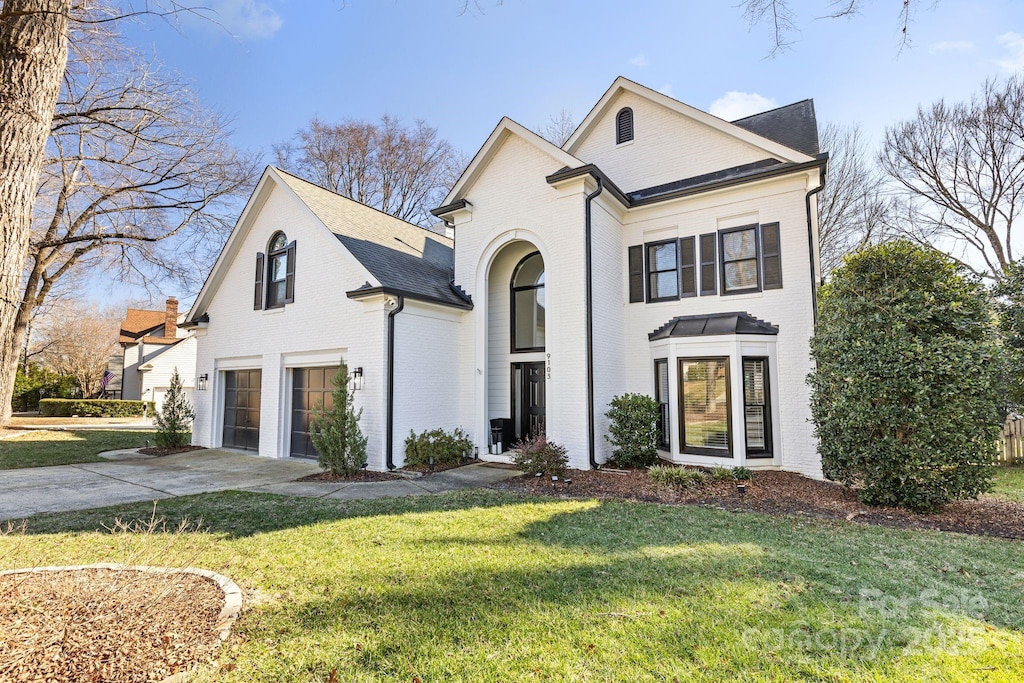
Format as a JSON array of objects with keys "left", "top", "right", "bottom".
[
  {"left": 511, "top": 433, "right": 569, "bottom": 477},
  {"left": 154, "top": 369, "right": 195, "bottom": 448},
  {"left": 39, "top": 399, "right": 147, "bottom": 418},
  {"left": 310, "top": 361, "right": 368, "bottom": 476},
  {"left": 12, "top": 364, "right": 78, "bottom": 412},
  {"left": 404, "top": 427, "right": 473, "bottom": 468},
  {"left": 605, "top": 393, "right": 660, "bottom": 468},
  {"left": 994, "top": 259, "right": 1024, "bottom": 415},
  {"left": 809, "top": 241, "right": 1002, "bottom": 513},
  {"left": 649, "top": 465, "right": 707, "bottom": 490}
]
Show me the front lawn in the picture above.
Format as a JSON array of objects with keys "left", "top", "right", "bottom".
[
  {"left": 991, "top": 466, "right": 1024, "bottom": 502},
  {"left": 0, "top": 429, "right": 152, "bottom": 469},
  {"left": 4, "top": 490, "right": 1023, "bottom": 681}
]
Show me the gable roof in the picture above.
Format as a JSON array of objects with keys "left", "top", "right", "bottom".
[
  {"left": 564, "top": 77, "right": 815, "bottom": 163},
  {"left": 437, "top": 117, "right": 585, "bottom": 209},
  {"left": 273, "top": 169, "right": 471, "bottom": 309},
  {"left": 731, "top": 99, "right": 819, "bottom": 157},
  {"left": 120, "top": 309, "right": 164, "bottom": 338}
]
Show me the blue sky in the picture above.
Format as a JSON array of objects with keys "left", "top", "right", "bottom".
[{"left": 113, "top": 0, "right": 1023, "bottom": 305}]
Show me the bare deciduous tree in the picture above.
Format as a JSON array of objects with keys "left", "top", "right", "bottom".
[
  {"left": 740, "top": 0, "right": 925, "bottom": 55},
  {"left": 35, "top": 300, "right": 121, "bottom": 398},
  {"left": 880, "top": 77, "right": 1024, "bottom": 281},
  {"left": 273, "top": 116, "right": 462, "bottom": 226},
  {"left": 535, "top": 108, "right": 576, "bottom": 147},
  {"left": 817, "top": 122, "right": 894, "bottom": 275}
]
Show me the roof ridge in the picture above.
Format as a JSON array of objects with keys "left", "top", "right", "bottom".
[
  {"left": 730, "top": 98, "right": 813, "bottom": 123},
  {"left": 271, "top": 166, "right": 453, "bottom": 244}
]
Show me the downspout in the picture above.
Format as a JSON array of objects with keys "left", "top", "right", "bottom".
[
  {"left": 385, "top": 295, "right": 405, "bottom": 470},
  {"left": 804, "top": 162, "right": 826, "bottom": 329},
  {"left": 585, "top": 176, "right": 604, "bottom": 470}
]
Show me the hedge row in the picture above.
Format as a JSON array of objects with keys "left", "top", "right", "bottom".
[{"left": 39, "top": 399, "right": 154, "bottom": 418}]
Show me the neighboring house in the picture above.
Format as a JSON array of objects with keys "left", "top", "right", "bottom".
[
  {"left": 185, "top": 77, "right": 826, "bottom": 477},
  {"left": 115, "top": 298, "right": 197, "bottom": 412}
]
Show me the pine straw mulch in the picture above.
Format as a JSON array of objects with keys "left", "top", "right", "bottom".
[
  {"left": 0, "top": 567, "right": 225, "bottom": 683},
  {"left": 490, "top": 468, "right": 1024, "bottom": 540},
  {"left": 137, "top": 446, "right": 206, "bottom": 457}
]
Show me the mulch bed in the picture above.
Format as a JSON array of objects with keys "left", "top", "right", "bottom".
[
  {"left": 137, "top": 445, "right": 206, "bottom": 456},
  {"left": 491, "top": 468, "right": 1024, "bottom": 540},
  {"left": 0, "top": 568, "right": 224, "bottom": 682}
]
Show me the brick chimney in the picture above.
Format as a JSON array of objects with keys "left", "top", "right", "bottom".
[{"left": 164, "top": 297, "right": 178, "bottom": 338}]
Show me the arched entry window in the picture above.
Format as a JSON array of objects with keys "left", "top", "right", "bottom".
[{"left": 511, "top": 251, "right": 545, "bottom": 352}]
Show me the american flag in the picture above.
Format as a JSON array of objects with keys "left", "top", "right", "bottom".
[{"left": 101, "top": 370, "right": 114, "bottom": 389}]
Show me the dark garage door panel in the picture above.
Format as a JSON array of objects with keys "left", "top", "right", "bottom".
[
  {"left": 223, "top": 369, "right": 261, "bottom": 451},
  {"left": 291, "top": 366, "right": 337, "bottom": 458}
]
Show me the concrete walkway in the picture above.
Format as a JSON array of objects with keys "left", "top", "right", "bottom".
[{"left": 0, "top": 450, "right": 522, "bottom": 520}]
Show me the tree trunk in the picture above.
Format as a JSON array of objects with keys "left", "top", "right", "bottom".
[{"left": 0, "top": 0, "right": 70, "bottom": 424}]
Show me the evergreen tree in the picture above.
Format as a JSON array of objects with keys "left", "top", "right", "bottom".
[
  {"left": 154, "top": 368, "right": 195, "bottom": 449},
  {"left": 310, "top": 360, "right": 368, "bottom": 475}
]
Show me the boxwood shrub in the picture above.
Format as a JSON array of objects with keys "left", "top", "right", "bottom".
[
  {"left": 39, "top": 399, "right": 150, "bottom": 418},
  {"left": 605, "top": 393, "right": 660, "bottom": 468},
  {"left": 404, "top": 427, "right": 473, "bottom": 468},
  {"left": 809, "top": 241, "right": 1002, "bottom": 513}
]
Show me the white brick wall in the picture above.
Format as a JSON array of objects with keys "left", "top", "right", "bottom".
[{"left": 572, "top": 91, "right": 775, "bottom": 192}]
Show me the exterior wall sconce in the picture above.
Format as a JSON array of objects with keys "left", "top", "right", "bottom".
[
  {"left": 197, "top": 374, "right": 209, "bottom": 391},
  {"left": 350, "top": 367, "right": 364, "bottom": 391}
]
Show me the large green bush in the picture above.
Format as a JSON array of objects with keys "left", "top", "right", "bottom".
[
  {"left": 310, "top": 361, "right": 368, "bottom": 476},
  {"left": 39, "top": 398, "right": 148, "bottom": 418},
  {"left": 994, "top": 259, "right": 1024, "bottom": 414},
  {"left": 12, "top": 364, "right": 78, "bottom": 412},
  {"left": 808, "top": 241, "right": 1002, "bottom": 512},
  {"left": 605, "top": 393, "right": 661, "bottom": 468},
  {"left": 404, "top": 427, "right": 472, "bottom": 468}
]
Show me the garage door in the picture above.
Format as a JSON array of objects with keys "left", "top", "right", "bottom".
[
  {"left": 290, "top": 366, "right": 338, "bottom": 458},
  {"left": 223, "top": 369, "right": 261, "bottom": 451}
]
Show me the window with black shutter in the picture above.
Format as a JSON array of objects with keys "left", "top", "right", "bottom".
[
  {"left": 699, "top": 233, "right": 717, "bottom": 296},
  {"left": 680, "top": 236, "right": 696, "bottom": 297},
  {"left": 761, "top": 222, "right": 782, "bottom": 289},
  {"left": 628, "top": 245, "right": 644, "bottom": 303},
  {"left": 616, "top": 108, "right": 634, "bottom": 144},
  {"left": 254, "top": 252, "right": 265, "bottom": 310}
]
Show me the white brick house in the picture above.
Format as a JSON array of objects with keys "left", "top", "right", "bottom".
[{"left": 186, "top": 77, "right": 826, "bottom": 477}]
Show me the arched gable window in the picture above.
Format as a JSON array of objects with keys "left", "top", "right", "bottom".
[
  {"left": 254, "top": 231, "right": 296, "bottom": 310},
  {"left": 616, "top": 107, "right": 634, "bottom": 144},
  {"left": 511, "top": 252, "right": 545, "bottom": 352}
]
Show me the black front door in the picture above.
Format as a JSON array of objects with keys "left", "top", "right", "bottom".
[
  {"left": 223, "top": 369, "right": 261, "bottom": 451},
  {"left": 512, "top": 362, "right": 546, "bottom": 441}
]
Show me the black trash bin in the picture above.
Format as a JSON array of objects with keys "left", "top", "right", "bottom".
[{"left": 489, "top": 418, "right": 514, "bottom": 454}]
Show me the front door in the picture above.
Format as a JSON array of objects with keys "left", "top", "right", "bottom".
[
  {"left": 512, "top": 362, "right": 545, "bottom": 441},
  {"left": 223, "top": 369, "right": 261, "bottom": 451}
]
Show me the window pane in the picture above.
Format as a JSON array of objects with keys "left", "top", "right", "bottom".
[
  {"left": 271, "top": 253, "right": 287, "bottom": 282},
  {"left": 514, "top": 288, "right": 545, "bottom": 349},
  {"left": 649, "top": 271, "right": 679, "bottom": 299},
  {"left": 723, "top": 229, "right": 755, "bottom": 260},
  {"left": 724, "top": 260, "right": 758, "bottom": 291},
  {"left": 743, "top": 359, "right": 769, "bottom": 453},
  {"left": 745, "top": 406, "right": 767, "bottom": 450},
  {"left": 649, "top": 242, "right": 677, "bottom": 271},
  {"left": 682, "top": 359, "right": 729, "bottom": 451},
  {"left": 513, "top": 254, "right": 544, "bottom": 288},
  {"left": 270, "top": 233, "right": 287, "bottom": 251},
  {"left": 656, "top": 360, "right": 669, "bottom": 447}
]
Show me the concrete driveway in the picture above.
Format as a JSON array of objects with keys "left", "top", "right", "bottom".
[{"left": 0, "top": 450, "right": 521, "bottom": 520}]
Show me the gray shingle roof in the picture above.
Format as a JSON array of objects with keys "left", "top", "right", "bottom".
[
  {"left": 649, "top": 312, "right": 779, "bottom": 340},
  {"left": 731, "top": 99, "right": 819, "bottom": 157},
  {"left": 274, "top": 168, "right": 471, "bottom": 309}
]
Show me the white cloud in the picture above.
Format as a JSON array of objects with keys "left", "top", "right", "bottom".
[
  {"left": 928, "top": 40, "right": 975, "bottom": 55},
  {"left": 996, "top": 32, "right": 1024, "bottom": 73},
  {"left": 628, "top": 54, "right": 648, "bottom": 68},
  {"left": 206, "top": 0, "right": 282, "bottom": 40},
  {"left": 708, "top": 91, "right": 777, "bottom": 120}
]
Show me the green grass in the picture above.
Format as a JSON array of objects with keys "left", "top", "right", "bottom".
[
  {"left": 0, "top": 429, "right": 152, "bottom": 469},
  {"left": 4, "top": 490, "right": 1024, "bottom": 682},
  {"left": 991, "top": 466, "right": 1024, "bottom": 502}
]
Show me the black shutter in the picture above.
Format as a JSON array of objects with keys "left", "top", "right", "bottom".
[
  {"left": 254, "top": 252, "right": 265, "bottom": 310},
  {"left": 679, "top": 237, "right": 696, "bottom": 297},
  {"left": 284, "top": 241, "right": 296, "bottom": 303},
  {"left": 761, "top": 222, "right": 782, "bottom": 290},
  {"left": 699, "top": 233, "right": 717, "bottom": 296},
  {"left": 628, "top": 245, "right": 644, "bottom": 303}
]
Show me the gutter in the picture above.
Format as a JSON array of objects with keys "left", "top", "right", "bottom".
[
  {"left": 347, "top": 285, "right": 472, "bottom": 311},
  {"left": 385, "top": 296, "right": 405, "bottom": 470},
  {"left": 584, "top": 177, "right": 604, "bottom": 470},
  {"left": 803, "top": 158, "right": 827, "bottom": 329}
]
